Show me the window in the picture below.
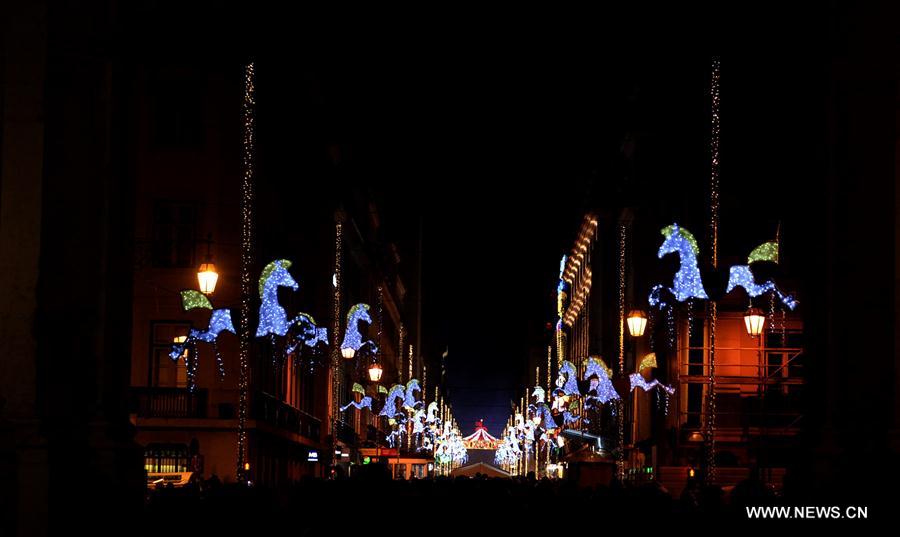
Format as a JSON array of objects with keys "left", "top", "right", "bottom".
[
  {"left": 150, "top": 322, "right": 191, "bottom": 387},
  {"left": 764, "top": 329, "right": 804, "bottom": 397},
  {"left": 151, "top": 201, "right": 197, "bottom": 268},
  {"left": 410, "top": 464, "right": 426, "bottom": 479},
  {"left": 144, "top": 444, "right": 190, "bottom": 474},
  {"left": 393, "top": 463, "right": 407, "bottom": 480},
  {"left": 151, "top": 72, "right": 205, "bottom": 149},
  {"left": 685, "top": 317, "right": 705, "bottom": 427}
]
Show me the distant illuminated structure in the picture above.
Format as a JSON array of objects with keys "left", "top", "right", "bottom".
[{"left": 462, "top": 420, "right": 500, "bottom": 450}]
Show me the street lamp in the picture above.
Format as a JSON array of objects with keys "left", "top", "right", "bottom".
[
  {"left": 626, "top": 309, "right": 648, "bottom": 337},
  {"left": 744, "top": 307, "right": 766, "bottom": 337},
  {"left": 197, "top": 233, "right": 218, "bottom": 295},
  {"left": 341, "top": 347, "right": 356, "bottom": 359},
  {"left": 368, "top": 360, "right": 383, "bottom": 382}
]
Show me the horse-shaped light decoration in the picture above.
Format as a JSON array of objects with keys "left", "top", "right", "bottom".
[
  {"left": 403, "top": 379, "right": 422, "bottom": 410},
  {"left": 284, "top": 312, "right": 329, "bottom": 355},
  {"left": 379, "top": 384, "right": 407, "bottom": 419},
  {"left": 340, "top": 382, "right": 373, "bottom": 412},
  {"left": 256, "top": 259, "right": 299, "bottom": 338},
  {"left": 557, "top": 360, "right": 580, "bottom": 396},
  {"left": 628, "top": 353, "right": 675, "bottom": 395},
  {"left": 530, "top": 401, "right": 558, "bottom": 431},
  {"left": 726, "top": 240, "right": 798, "bottom": 310},
  {"left": 340, "top": 303, "right": 378, "bottom": 359},
  {"left": 657, "top": 224, "right": 709, "bottom": 303},
  {"left": 583, "top": 356, "right": 619, "bottom": 404},
  {"left": 169, "top": 290, "right": 236, "bottom": 390},
  {"left": 412, "top": 407, "right": 426, "bottom": 435},
  {"left": 425, "top": 401, "right": 440, "bottom": 424}
]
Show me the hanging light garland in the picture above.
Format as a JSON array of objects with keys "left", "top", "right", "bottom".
[
  {"left": 705, "top": 56, "right": 721, "bottom": 484},
  {"left": 237, "top": 61, "right": 255, "bottom": 480},
  {"left": 616, "top": 221, "right": 626, "bottom": 481},
  {"left": 331, "top": 218, "right": 343, "bottom": 464}
]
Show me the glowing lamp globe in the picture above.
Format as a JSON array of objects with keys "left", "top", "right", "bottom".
[
  {"left": 744, "top": 307, "right": 766, "bottom": 337},
  {"left": 626, "top": 310, "right": 648, "bottom": 337},
  {"left": 367, "top": 361, "right": 383, "bottom": 382},
  {"left": 341, "top": 346, "right": 356, "bottom": 359},
  {"left": 197, "top": 263, "right": 219, "bottom": 294}
]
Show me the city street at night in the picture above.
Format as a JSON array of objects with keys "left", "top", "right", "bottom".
[{"left": 1, "top": 2, "right": 897, "bottom": 533}]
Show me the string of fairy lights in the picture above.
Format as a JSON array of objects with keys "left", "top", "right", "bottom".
[
  {"left": 705, "top": 56, "right": 721, "bottom": 484},
  {"left": 237, "top": 61, "right": 255, "bottom": 479},
  {"left": 616, "top": 221, "right": 626, "bottom": 481},
  {"left": 331, "top": 218, "right": 343, "bottom": 464}
]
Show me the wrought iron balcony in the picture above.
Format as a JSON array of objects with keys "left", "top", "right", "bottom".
[
  {"left": 252, "top": 391, "right": 321, "bottom": 441},
  {"left": 131, "top": 387, "right": 208, "bottom": 418}
]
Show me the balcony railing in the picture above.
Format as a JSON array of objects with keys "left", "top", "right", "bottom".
[
  {"left": 132, "top": 387, "right": 208, "bottom": 418},
  {"left": 253, "top": 391, "right": 321, "bottom": 441}
]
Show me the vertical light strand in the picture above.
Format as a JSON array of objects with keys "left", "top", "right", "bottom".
[
  {"left": 706, "top": 56, "right": 721, "bottom": 484},
  {"left": 408, "top": 345, "right": 414, "bottom": 383},
  {"left": 237, "top": 62, "right": 255, "bottom": 480},
  {"left": 331, "top": 219, "right": 343, "bottom": 464},
  {"left": 617, "top": 221, "right": 626, "bottom": 481},
  {"left": 398, "top": 323, "right": 406, "bottom": 384},
  {"left": 546, "top": 345, "right": 552, "bottom": 391}
]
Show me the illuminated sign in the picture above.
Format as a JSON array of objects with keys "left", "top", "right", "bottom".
[{"left": 307, "top": 450, "right": 319, "bottom": 462}]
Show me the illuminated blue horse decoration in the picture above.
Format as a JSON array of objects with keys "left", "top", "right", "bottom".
[
  {"left": 340, "top": 304, "right": 378, "bottom": 358},
  {"left": 583, "top": 356, "right": 619, "bottom": 404},
  {"left": 651, "top": 227, "right": 797, "bottom": 311},
  {"left": 169, "top": 290, "right": 235, "bottom": 389},
  {"left": 340, "top": 383, "right": 373, "bottom": 412},
  {"left": 285, "top": 312, "right": 329, "bottom": 355},
  {"left": 255, "top": 260, "right": 329, "bottom": 360},
  {"left": 657, "top": 224, "right": 708, "bottom": 303},
  {"left": 379, "top": 384, "right": 407, "bottom": 419},
  {"left": 403, "top": 379, "right": 422, "bottom": 409},
  {"left": 530, "top": 401, "right": 558, "bottom": 430},
  {"left": 726, "top": 240, "right": 798, "bottom": 310},
  {"left": 169, "top": 308, "right": 236, "bottom": 360},
  {"left": 557, "top": 360, "right": 580, "bottom": 396},
  {"left": 256, "top": 259, "right": 298, "bottom": 338}
]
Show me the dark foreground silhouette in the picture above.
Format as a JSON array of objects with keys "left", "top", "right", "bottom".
[{"left": 140, "top": 466, "right": 799, "bottom": 534}]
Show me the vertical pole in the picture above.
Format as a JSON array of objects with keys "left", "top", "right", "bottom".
[{"left": 237, "top": 61, "right": 255, "bottom": 481}]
